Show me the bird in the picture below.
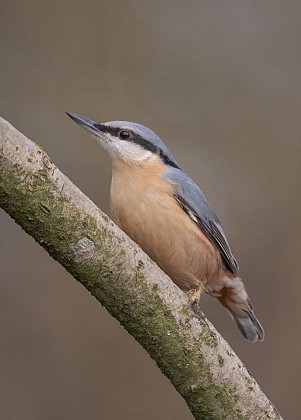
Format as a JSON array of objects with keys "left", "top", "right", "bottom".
[{"left": 66, "top": 111, "right": 264, "bottom": 342}]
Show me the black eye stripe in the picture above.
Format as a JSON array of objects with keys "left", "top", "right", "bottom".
[
  {"left": 159, "top": 150, "right": 180, "bottom": 169},
  {"left": 94, "top": 123, "right": 120, "bottom": 137},
  {"left": 94, "top": 123, "right": 180, "bottom": 169}
]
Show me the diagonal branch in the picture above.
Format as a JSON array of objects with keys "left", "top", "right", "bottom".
[{"left": 0, "top": 116, "right": 281, "bottom": 420}]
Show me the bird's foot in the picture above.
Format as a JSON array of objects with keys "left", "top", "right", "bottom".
[{"left": 186, "top": 288, "right": 201, "bottom": 307}]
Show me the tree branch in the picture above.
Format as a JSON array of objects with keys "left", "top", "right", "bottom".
[{"left": 0, "top": 116, "right": 281, "bottom": 420}]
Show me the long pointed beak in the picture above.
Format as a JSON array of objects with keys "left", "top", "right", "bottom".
[{"left": 66, "top": 112, "right": 101, "bottom": 136}]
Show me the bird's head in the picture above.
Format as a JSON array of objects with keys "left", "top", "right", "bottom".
[{"left": 66, "top": 112, "right": 179, "bottom": 169}]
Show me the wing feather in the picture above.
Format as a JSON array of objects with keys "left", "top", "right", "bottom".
[{"left": 166, "top": 168, "right": 239, "bottom": 275}]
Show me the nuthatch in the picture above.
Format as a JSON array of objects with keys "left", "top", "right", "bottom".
[{"left": 67, "top": 112, "right": 264, "bottom": 342}]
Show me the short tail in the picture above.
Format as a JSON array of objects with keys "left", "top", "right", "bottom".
[
  {"left": 229, "top": 309, "right": 264, "bottom": 342},
  {"left": 212, "top": 275, "right": 264, "bottom": 342}
]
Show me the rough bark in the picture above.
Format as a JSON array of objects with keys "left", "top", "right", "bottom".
[{"left": 0, "top": 116, "right": 282, "bottom": 420}]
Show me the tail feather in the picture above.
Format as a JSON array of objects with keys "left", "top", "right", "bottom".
[
  {"left": 229, "top": 311, "right": 264, "bottom": 342},
  {"left": 212, "top": 275, "right": 264, "bottom": 342}
]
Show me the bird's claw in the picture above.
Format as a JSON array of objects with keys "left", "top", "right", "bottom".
[{"left": 186, "top": 288, "right": 201, "bottom": 306}]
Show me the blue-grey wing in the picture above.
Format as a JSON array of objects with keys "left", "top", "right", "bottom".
[{"left": 165, "top": 168, "right": 239, "bottom": 275}]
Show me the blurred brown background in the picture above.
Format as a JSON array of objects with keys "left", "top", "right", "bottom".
[{"left": 0, "top": 1, "right": 300, "bottom": 419}]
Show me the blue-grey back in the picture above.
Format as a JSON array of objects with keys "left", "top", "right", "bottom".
[{"left": 165, "top": 167, "right": 239, "bottom": 275}]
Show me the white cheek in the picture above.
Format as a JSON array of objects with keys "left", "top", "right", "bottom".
[
  {"left": 117, "top": 142, "right": 152, "bottom": 161},
  {"left": 96, "top": 133, "right": 152, "bottom": 162}
]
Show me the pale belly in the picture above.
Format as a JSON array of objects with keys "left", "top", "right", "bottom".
[{"left": 110, "top": 179, "right": 222, "bottom": 291}]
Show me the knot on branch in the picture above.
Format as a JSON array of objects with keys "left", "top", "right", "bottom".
[{"left": 70, "top": 237, "right": 95, "bottom": 262}]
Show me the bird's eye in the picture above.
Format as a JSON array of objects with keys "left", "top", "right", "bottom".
[{"left": 119, "top": 130, "right": 130, "bottom": 140}]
